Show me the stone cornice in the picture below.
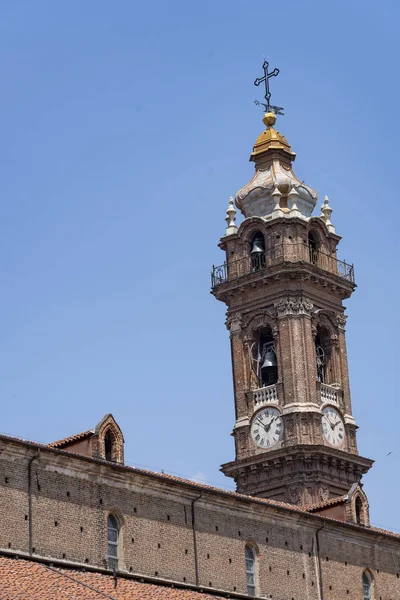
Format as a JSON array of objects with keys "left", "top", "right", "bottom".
[
  {"left": 221, "top": 444, "right": 374, "bottom": 475},
  {"left": 213, "top": 262, "right": 355, "bottom": 304}
]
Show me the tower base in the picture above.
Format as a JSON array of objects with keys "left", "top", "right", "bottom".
[{"left": 221, "top": 445, "right": 373, "bottom": 506}]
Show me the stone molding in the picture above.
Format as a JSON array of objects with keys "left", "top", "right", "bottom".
[
  {"left": 274, "top": 296, "right": 313, "bottom": 318},
  {"left": 226, "top": 314, "right": 242, "bottom": 334},
  {"left": 282, "top": 402, "right": 320, "bottom": 415},
  {"left": 336, "top": 313, "right": 348, "bottom": 330},
  {"left": 242, "top": 310, "right": 277, "bottom": 340},
  {"left": 233, "top": 416, "right": 250, "bottom": 430}
]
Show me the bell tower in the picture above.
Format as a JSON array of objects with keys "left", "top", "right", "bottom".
[{"left": 212, "top": 108, "right": 373, "bottom": 506}]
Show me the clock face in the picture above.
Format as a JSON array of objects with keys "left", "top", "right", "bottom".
[
  {"left": 321, "top": 406, "right": 345, "bottom": 447},
  {"left": 250, "top": 407, "right": 283, "bottom": 449}
]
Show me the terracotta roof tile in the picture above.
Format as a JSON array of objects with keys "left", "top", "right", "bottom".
[
  {"left": 0, "top": 555, "right": 226, "bottom": 599},
  {"left": 305, "top": 495, "right": 348, "bottom": 512},
  {"left": 48, "top": 429, "right": 94, "bottom": 448}
]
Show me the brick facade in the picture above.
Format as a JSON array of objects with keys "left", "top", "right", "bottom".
[{"left": 0, "top": 436, "right": 399, "bottom": 599}]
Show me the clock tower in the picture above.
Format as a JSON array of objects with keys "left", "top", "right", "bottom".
[{"left": 212, "top": 109, "right": 373, "bottom": 506}]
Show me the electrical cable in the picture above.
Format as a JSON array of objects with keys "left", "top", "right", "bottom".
[{"left": 42, "top": 564, "right": 118, "bottom": 600}]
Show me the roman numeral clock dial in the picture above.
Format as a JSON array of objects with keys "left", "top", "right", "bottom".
[
  {"left": 250, "top": 407, "right": 283, "bottom": 449},
  {"left": 321, "top": 406, "right": 345, "bottom": 447}
]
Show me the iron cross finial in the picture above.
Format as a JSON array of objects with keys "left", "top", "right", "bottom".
[{"left": 254, "top": 60, "right": 284, "bottom": 115}]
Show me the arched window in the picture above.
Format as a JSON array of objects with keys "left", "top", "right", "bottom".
[
  {"left": 107, "top": 514, "right": 119, "bottom": 571},
  {"left": 362, "top": 570, "right": 372, "bottom": 600},
  {"left": 250, "top": 232, "right": 266, "bottom": 271},
  {"left": 245, "top": 546, "right": 256, "bottom": 597},
  {"left": 308, "top": 231, "right": 319, "bottom": 265},
  {"left": 356, "top": 496, "right": 363, "bottom": 524},
  {"left": 253, "top": 328, "right": 278, "bottom": 387},
  {"left": 104, "top": 430, "right": 114, "bottom": 462},
  {"left": 315, "top": 326, "right": 331, "bottom": 384}
]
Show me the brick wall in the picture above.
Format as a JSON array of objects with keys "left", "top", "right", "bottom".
[{"left": 0, "top": 439, "right": 399, "bottom": 599}]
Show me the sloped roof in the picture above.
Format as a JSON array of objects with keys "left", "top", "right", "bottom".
[
  {"left": 0, "top": 555, "right": 226, "bottom": 600},
  {"left": 48, "top": 429, "right": 94, "bottom": 448},
  {"left": 305, "top": 495, "right": 348, "bottom": 512}
]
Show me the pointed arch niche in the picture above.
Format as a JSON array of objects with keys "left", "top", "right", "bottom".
[
  {"left": 92, "top": 414, "right": 125, "bottom": 464},
  {"left": 345, "top": 483, "right": 370, "bottom": 527}
]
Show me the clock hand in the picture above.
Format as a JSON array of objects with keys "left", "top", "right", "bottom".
[
  {"left": 256, "top": 418, "right": 268, "bottom": 432},
  {"left": 265, "top": 416, "right": 277, "bottom": 432},
  {"left": 326, "top": 416, "right": 335, "bottom": 430}
]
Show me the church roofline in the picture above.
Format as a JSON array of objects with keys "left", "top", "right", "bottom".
[{"left": 0, "top": 432, "right": 396, "bottom": 545}]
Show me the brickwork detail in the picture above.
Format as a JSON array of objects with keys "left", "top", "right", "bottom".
[
  {"left": 0, "top": 441, "right": 398, "bottom": 599},
  {"left": 213, "top": 179, "right": 372, "bottom": 504}
]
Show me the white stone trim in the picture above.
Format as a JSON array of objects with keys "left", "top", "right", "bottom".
[
  {"left": 282, "top": 403, "right": 320, "bottom": 415},
  {"left": 233, "top": 417, "right": 250, "bottom": 430},
  {"left": 344, "top": 414, "right": 356, "bottom": 425},
  {"left": 253, "top": 384, "right": 278, "bottom": 408}
]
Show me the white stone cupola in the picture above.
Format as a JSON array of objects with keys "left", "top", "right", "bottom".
[{"left": 235, "top": 112, "right": 317, "bottom": 220}]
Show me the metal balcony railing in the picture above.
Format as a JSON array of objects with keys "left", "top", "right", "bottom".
[{"left": 211, "top": 242, "right": 355, "bottom": 289}]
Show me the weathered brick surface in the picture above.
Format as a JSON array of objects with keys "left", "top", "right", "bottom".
[
  {"left": 214, "top": 215, "right": 372, "bottom": 504},
  {"left": 0, "top": 440, "right": 399, "bottom": 599}
]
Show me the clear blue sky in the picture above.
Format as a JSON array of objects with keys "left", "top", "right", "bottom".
[{"left": 0, "top": 0, "right": 399, "bottom": 531}]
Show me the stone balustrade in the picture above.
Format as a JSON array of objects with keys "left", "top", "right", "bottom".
[
  {"left": 253, "top": 384, "right": 278, "bottom": 407},
  {"left": 320, "top": 383, "right": 340, "bottom": 405}
]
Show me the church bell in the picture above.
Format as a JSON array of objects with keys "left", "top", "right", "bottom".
[
  {"left": 250, "top": 236, "right": 264, "bottom": 256},
  {"left": 261, "top": 343, "right": 277, "bottom": 371},
  {"left": 260, "top": 342, "right": 278, "bottom": 385}
]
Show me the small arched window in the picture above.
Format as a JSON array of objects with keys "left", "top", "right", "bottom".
[
  {"left": 308, "top": 231, "right": 319, "bottom": 265},
  {"left": 245, "top": 545, "right": 256, "bottom": 596},
  {"left": 362, "top": 570, "right": 372, "bottom": 600},
  {"left": 107, "top": 514, "right": 119, "bottom": 571},
  {"left": 250, "top": 232, "right": 266, "bottom": 272},
  {"left": 104, "top": 430, "right": 113, "bottom": 462},
  {"left": 356, "top": 496, "right": 363, "bottom": 524}
]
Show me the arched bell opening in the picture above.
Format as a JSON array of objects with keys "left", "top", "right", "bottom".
[
  {"left": 251, "top": 328, "right": 278, "bottom": 388},
  {"left": 249, "top": 232, "right": 266, "bottom": 271},
  {"left": 315, "top": 325, "right": 332, "bottom": 384},
  {"left": 308, "top": 230, "right": 319, "bottom": 265}
]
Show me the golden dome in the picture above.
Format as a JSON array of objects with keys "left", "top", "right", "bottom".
[{"left": 250, "top": 113, "right": 296, "bottom": 163}]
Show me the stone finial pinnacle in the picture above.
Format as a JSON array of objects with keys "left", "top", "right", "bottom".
[
  {"left": 271, "top": 186, "right": 283, "bottom": 218},
  {"left": 321, "top": 195, "right": 336, "bottom": 233},
  {"left": 225, "top": 196, "right": 238, "bottom": 235},
  {"left": 288, "top": 184, "right": 301, "bottom": 217}
]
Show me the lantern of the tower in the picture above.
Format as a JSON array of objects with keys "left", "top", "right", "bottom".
[{"left": 235, "top": 112, "right": 318, "bottom": 220}]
